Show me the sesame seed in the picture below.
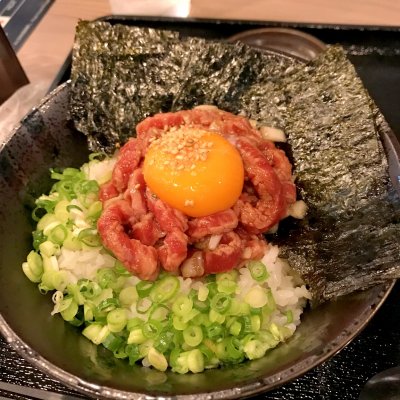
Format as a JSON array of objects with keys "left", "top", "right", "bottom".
[{"left": 147, "top": 127, "right": 215, "bottom": 172}]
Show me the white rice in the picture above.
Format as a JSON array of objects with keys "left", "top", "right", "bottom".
[
  {"left": 55, "top": 241, "right": 310, "bottom": 335},
  {"left": 58, "top": 248, "right": 116, "bottom": 281}
]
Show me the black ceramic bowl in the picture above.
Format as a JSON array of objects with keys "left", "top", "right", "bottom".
[{"left": 0, "top": 83, "right": 397, "bottom": 399}]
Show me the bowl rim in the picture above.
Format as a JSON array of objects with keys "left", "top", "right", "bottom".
[{"left": 227, "top": 27, "right": 327, "bottom": 62}]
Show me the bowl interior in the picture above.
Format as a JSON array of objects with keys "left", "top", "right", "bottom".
[
  {"left": 227, "top": 28, "right": 327, "bottom": 62},
  {"left": 0, "top": 84, "right": 394, "bottom": 399}
]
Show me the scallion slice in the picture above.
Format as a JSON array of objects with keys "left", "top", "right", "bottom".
[
  {"left": 149, "top": 276, "right": 180, "bottom": 303},
  {"left": 183, "top": 325, "right": 203, "bottom": 347},
  {"left": 248, "top": 260, "right": 269, "bottom": 282},
  {"left": 78, "top": 228, "right": 101, "bottom": 247},
  {"left": 136, "top": 281, "right": 154, "bottom": 298}
]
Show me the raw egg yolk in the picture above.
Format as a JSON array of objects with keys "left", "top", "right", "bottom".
[{"left": 143, "top": 128, "right": 244, "bottom": 217}]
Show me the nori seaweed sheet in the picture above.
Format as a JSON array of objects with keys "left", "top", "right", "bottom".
[
  {"left": 70, "top": 21, "right": 299, "bottom": 152},
  {"left": 70, "top": 21, "right": 400, "bottom": 304},
  {"left": 247, "top": 47, "right": 400, "bottom": 304}
]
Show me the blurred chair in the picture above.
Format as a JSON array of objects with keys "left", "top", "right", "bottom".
[{"left": 0, "top": 25, "right": 29, "bottom": 105}]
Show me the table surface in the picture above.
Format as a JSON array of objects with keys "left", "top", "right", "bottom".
[{"left": 16, "top": 0, "right": 400, "bottom": 86}]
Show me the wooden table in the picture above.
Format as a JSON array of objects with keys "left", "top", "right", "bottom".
[{"left": 16, "top": 0, "right": 400, "bottom": 87}]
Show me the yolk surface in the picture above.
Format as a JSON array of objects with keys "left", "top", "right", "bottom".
[{"left": 143, "top": 129, "right": 244, "bottom": 217}]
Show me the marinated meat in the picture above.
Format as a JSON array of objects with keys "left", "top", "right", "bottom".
[
  {"left": 97, "top": 199, "right": 159, "bottom": 280},
  {"left": 187, "top": 209, "right": 238, "bottom": 239},
  {"left": 97, "top": 107, "right": 297, "bottom": 279}
]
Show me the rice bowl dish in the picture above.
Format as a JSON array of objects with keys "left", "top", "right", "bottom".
[{"left": 22, "top": 107, "right": 310, "bottom": 373}]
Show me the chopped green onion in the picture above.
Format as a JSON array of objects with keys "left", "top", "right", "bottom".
[
  {"left": 248, "top": 261, "right": 269, "bottom": 282},
  {"left": 286, "top": 310, "right": 293, "bottom": 324},
  {"left": 229, "top": 320, "right": 242, "bottom": 336},
  {"left": 24, "top": 251, "right": 43, "bottom": 280},
  {"left": 154, "top": 330, "right": 174, "bottom": 353},
  {"left": 125, "top": 344, "right": 141, "bottom": 365},
  {"left": 54, "top": 200, "right": 70, "bottom": 222},
  {"left": 187, "top": 349, "right": 204, "bottom": 373},
  {"left": 170, "top": 350, "right": 189, "bottom": 374},
  {"left": 240, "top": 315, "right": 254, "bottom": 335},
  {"left": 136, "top": 281, "right": 154, "bottom": 298},
  {"left": 147, "top": 347, "right": 168, "bottom": 372},
  {"left": 40, "top": 270, "right": 69, "bottom": 292},
  {"left": 192, "top": 297, "right": 210, "bottom": 312},
  {"left": 244, "top": 286, "right": 268, "bottom": 308},
  {"left": 39, "top": 241, "right": 60, "bottom": 257},
  {"left": 206, "top": 282, "right": 218, "bottom": 297},
  {"left": 86, "top": 201, "right": 102, "bottom": 220},
  {"left": 216, "top": 270, "right": 238, "bottom": 294},
  {"left": 149, "top": 276, "right": 180, "bottom": 303},
  {"left": 83, "top": 303, "right": 94, "bottom": 321},
  {"left": 197, "top": 285, "right": 209, "bottom": 301},
  {"left": 60, "top": 299, "right": 79, "bottom": 321},
  {"left": 243, "top": 339, "right": 266, "bottom": 360},
  {"left": 96, "top": 268, "right": 117, "bottom": 289},
  {"left": 48, "top": 224, "right": 68, "bottom": 245},
  {"left": 142, "top": 320, "right": 163, "bottom": 339},
  {"left": 126, "top": 317, "right": 143, "bottom": 332},
  {"left": 113, "top": 261, "right": 130, "bottom": 276},
  {"left": 37, "top": 213, "right": 59, "bottom": 232},
  {"left": 256, "top": 330, "right": 278, "bottom": 347},
  {"left": 172, "top": 315, "right": 188, "bottom": 331},
  {"left": 149, "top": 304, "right": 169, "bottom": 322},
  {"left": 216, "top": 279, "right": 237, "bottom": 294},
  {"left": 172, "top": 296, "right": 193, "bottom": 317},
  {"left": 119, "top": 286, "right": 138, "bottom": 307},
  {"left": 181, "top": 308, "right": 200, "bottom": 324},
  {"left": 209, "top": 309, "right": 225, "bottom": 324},
  {"left": 210, "top": 293, "right": 231, "bottom": 314},
  {"left": 136, "top": 297, "right": 152, "bottom": 314},
  {"left": 206, "top": 323, "right": 224, "bottom": 340},
  {"left": 139, "top": 340, "right": 154, "bottom": 358},
  {"left": 183, "top": 325, "right": 203, "bottom": 347},
  {"left": 251, "top": 315, "right": 261, "bottom": 332},
  {"left": 66, "top": 204, "right": 83, "bottom": 213},
  {"left": 67, "top": 284, "right": 85, "bottom": 305},
  {"left": 62, "top": 231, "right": 82, "bottom": 251},
  {"left": 102, "top": 332, "right": 124, "bottom": 352},
  {"left": 82, "top": 323, "right": 110, "bottom": 345},
  {"left": 97, "top": 298, "right": 119, "bottom": 313},
  {"left": 78, "top": 280, "right": 102, "bottom": 299},
  {"left": 127, "top": 328, "right": 146, "bottom": 345},
  {"left": 107, "top": 308, "right": 128, "bottom": 332},
  {"left": 78, "top": 228, "right": 101, "bottom": 247},
  {"left": 32, "top": 230, "right": 47, "bottom": 251}
]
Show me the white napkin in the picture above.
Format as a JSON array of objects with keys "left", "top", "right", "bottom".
[{"left": 109, "top": 0, "right": 191, "bottom": 17}]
